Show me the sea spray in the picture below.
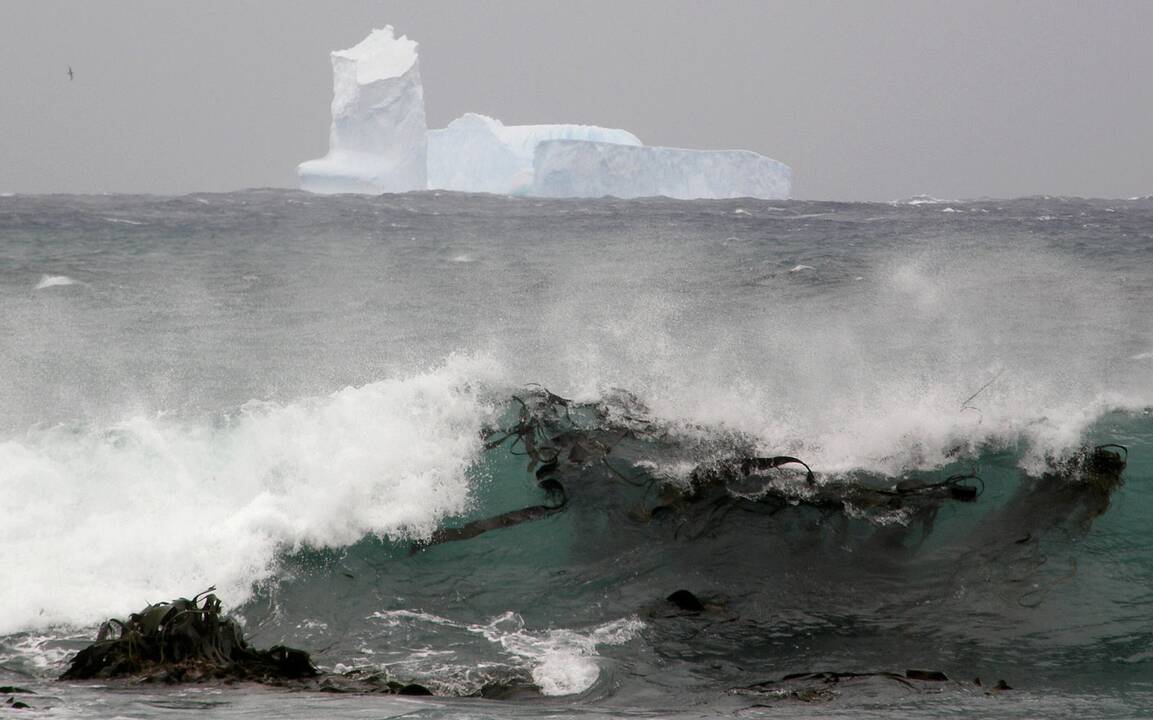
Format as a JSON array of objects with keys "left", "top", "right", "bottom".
[{"left": 569, "top": 247, "right": 1153, "bottom": 475}]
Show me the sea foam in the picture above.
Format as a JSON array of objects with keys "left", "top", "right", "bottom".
[{"left": 368, "top": 609, "right": 643, "bottom": 696}]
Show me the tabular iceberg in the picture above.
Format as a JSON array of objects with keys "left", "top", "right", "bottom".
[
  {"left": 298, "top": 27, "right": 428, "bottom": 194},
  {"left": 532, "top": 141, "right": 792, "bottom": 200},
  {"left": 428, "top": 113, "right": 641, "bottom": 195}
]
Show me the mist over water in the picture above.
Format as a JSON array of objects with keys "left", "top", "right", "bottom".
[{"left": 2, "top": 191, "right": 1152, "bottom": 715}]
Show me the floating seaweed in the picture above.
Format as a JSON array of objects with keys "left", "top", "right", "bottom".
[
  {"left": 415, "top": 387, "right": 993, "bottom": 550},
  {"left": 1031, "top": 444, "right": 1128, "bottom": 528},
  {"left": 955, "top": 443, "right": 1129, "bottom": 607},
  {"left": 2, "top": 686, "right": 35, "bottom": 710},
  {"left": 734, "top": 668, "right": 1012, "bottom": 703},
  {"left": 413, "top": 387, "right": 1129, "bottom": 624}
]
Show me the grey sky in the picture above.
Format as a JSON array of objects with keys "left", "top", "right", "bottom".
[{"left": 2, "top": 0, "right": 1151, "bottom": 200}]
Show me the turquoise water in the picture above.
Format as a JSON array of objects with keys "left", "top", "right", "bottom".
[{"left": 1, "top": 191, "right": 1152, "bottom": 716}]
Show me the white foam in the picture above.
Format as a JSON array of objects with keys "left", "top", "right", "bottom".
[
  {"left": 34, "top": 274, "right": 76, "bottom": 290},
  {"left": 891, "top": 194, "right": 949, "bottom": 205},
  {"left": 369, "top": 609, "right": 462, "bottom": 628},
  {"left": 365, "top": 608, "right": 642, "bottom": 696},
  {"left": 0, "top": 355, "right": 502, "bottom": 635},
  {"left": 0, "top": 632, "right": 85, "bottom": 674},
  {"left": 475, "top": 612, "right": 643, "bottom": 696}
]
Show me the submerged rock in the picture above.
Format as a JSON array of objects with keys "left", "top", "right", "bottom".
[
  {"left": 666, "top": 589, "right": 705, "bottom": 613},
  {"left": 60, "top": 588, "right": 318, "bottom": 684},
  {"left": 58, "top": 589, "right": 557, "bottom": 698}
]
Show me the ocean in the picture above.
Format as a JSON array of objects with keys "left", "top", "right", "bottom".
[{"left": 1, "top": 190, "right": 1152, "bottom": 717}]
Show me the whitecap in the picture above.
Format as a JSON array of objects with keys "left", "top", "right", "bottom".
[
  {"left": 34, "top": 274, "right": 76, "bottom": 290},
  {"left": 369, "top": 609, "right": 461, "bottom": 627},
  {"left": 789, "top": 264, "right": 814, "bottom": 273},
  {"left": 891, "top": 194, "right": 949, "bottom": 206}
]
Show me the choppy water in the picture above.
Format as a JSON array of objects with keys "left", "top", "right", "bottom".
[{"left": 2, "top": 191, "right": 1152, "bottom": 717}]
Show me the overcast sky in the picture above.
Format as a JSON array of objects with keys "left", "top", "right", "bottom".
[{"left": 2, "top": 1, "right": 1151, "bottom": 200}]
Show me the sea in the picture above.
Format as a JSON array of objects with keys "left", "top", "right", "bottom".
[{"left": 1, "top": 190, "right": 1152, "bottom": 718}]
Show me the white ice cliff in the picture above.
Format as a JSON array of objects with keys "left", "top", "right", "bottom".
[
  {"left": 427, "top": 113, "right": 641, "bottom": 194},
  {"left": 299, "top": 30, "right": 792, "bottom": 199},
  {"left": 532, "top": 141, "right": 792, "bottom": 200},
  {"left": 298, "top": 27, "right": 428, "bottom": 194}
]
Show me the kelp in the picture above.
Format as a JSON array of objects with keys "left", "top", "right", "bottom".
[
  {"left": 967, "top": 444, "right": 1128, "bottom": 552},
  {"left": 60, "top": 588, "right": 318, "bottom": 683},
  {"left": 668, "top": 458, "right": 982, "bottom": 535},
  {"left": 1031, "top": 444, "right": 1127, "bottom": 528},
  {"left": 410, "top": 387, "right": 1130, "bottom": 611},
  {"left": 414, "top": 387, "right": 991, "bottom": 550},
  {"left": 2, "top": 687, "right": 34, "bottom": 711},
  {"left": 735, "top": 669, "right": 1012, "bottom": 703},
  {"left": 952, "top": 443, "right": 1129, "bottom": 607}
]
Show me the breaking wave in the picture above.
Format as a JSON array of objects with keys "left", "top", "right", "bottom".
[
  {"left": 1, "top": 351, "right": 1142, "bottom": 637},
  {"left": 0, "top": 355, "right": 501, "bottom": 635}
]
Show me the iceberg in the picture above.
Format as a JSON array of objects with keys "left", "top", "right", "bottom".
[
  {"left": 428, "top": 113, "right": 641, "bottom": 195},
  {"left": 532, "top": 141, "right": 792, "bottom": 200},
  {"left": 298, "top": 28, "right": 793, "bottom": 199},
  {"left": 298, "top": 27, "right": 428, "bottom": 194}
]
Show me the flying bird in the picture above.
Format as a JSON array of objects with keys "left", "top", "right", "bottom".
[{"left": 67, "top": 66, "right": 74, "bottom": 81}]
